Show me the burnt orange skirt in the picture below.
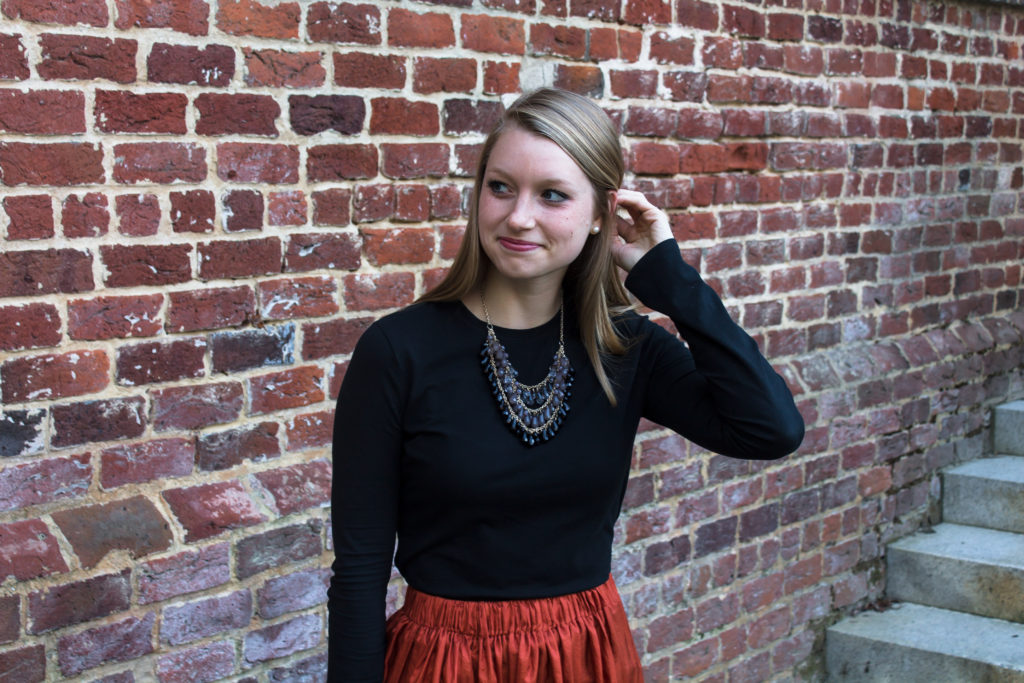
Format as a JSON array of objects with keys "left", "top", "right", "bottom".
[{"left": 383, "top": 576, "right": 643, "bottom": 683}]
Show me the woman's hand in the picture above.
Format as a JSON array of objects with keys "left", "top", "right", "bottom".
[{"left": 609, "top": 189, "right": 675, "bottom": 272}]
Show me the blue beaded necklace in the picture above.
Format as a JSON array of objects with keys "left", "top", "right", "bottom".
[{"left": 479, "top": 292, "right": 574, "bottom": 447}]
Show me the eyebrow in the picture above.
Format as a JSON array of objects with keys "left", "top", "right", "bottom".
[{"left": 485, "top": 166, "right": 574, "bottom": 189}]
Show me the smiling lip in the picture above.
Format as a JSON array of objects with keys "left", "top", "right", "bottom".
[{"left": 498, "top": 237, "right": 541, "bottom": 252}]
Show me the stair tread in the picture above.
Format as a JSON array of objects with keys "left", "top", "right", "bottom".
[
  {"left": 890, "top": 522, "right": 1024, "bottom": 569},
  {"left": 828, "top": 603, "right": 1024, "bottom": 670},
  {"left": 944, "top": 455, "right": 1024, "bottom": 485}
]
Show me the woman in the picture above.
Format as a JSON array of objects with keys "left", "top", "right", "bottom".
[{"left": 328, "top": 88, "right": 804, "bottom": 682}]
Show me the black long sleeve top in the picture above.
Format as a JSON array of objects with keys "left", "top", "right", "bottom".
[{"left": 328, "top": 239, "right": 804, "bottom": 681}]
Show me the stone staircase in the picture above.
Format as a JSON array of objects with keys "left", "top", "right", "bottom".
[{"left": 826, "top": 400, "right": 1024, "bottom": 682}]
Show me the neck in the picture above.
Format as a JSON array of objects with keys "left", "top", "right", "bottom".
[{"left": 465, "top": 270, "right": 563, "bottom": 329}]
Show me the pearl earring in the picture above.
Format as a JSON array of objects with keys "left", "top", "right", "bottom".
[{"left": 590, "top": 225, "right": 600, "bottom": 235}]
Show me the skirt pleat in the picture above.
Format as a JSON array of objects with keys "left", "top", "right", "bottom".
[{"left": 383, "top": 576, "right": 643, "bottom": 683}]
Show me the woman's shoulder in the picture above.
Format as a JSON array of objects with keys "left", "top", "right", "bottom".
[{"left": 367, "top": 299, "right": 467, "bottom": 346}]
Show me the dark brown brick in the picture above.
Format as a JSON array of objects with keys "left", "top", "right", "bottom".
[
  {"left": 51, "top": 397, "right": 145, "bottom": 448},
  {"left": 52, "top": 497, "right": 173, "bottom": 568},
  {"left": 148, "top": 43, "right": 234, "bottom": 86},
  {"left": 289, "top": 94, "right": 364, "bottom": 135},
  {"left": 197, "top": 421, "right": 281, "bottom": 471},
  {"left": 236, "top": 520, "right": 322, "bottom": 578},
  {"left": 28, "top": 569, "right": 131, "bottom": 633},
  {"left": 210, "top": 325, "right": 294, "bottom": 373}
]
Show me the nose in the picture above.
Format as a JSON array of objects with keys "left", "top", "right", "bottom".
[{"left": 507, "top": 195, "right": 535, "bottom": 231}]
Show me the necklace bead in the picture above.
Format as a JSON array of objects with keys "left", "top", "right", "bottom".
[{"left": 480, "top": 292, "right": 574, "bottom": 446}]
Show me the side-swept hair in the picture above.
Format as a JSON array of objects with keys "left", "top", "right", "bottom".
[{"left": 420, "top": 88, "right": 631, "bottom": 405}]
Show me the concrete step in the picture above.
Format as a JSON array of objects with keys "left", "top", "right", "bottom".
[
  {"left": 995, "top": 400, "right": 1024, "bottom": 456},
  {"left": 944, "top": 456, "right": 1024, "bottom": 534},
  {"left": 826, "top": 603, "right": 1024, "bottom": 682},
  {"left": 887, "top": 522, "right": 1024, "bottom": 623}
]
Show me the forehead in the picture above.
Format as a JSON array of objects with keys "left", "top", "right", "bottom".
[{"left": 487, "top": 125, "right": 589, "bottom": 185}]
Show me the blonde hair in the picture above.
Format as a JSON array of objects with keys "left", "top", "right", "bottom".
[{"left": 420, "top": 88, "right": 631, "bottom": 405}]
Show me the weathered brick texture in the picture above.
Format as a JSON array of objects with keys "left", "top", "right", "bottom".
[{"left": 0, "top": 0, "right": 1022, "bottom": 680}]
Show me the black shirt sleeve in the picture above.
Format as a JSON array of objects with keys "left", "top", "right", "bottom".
[
  {"left": 625, "top": 238, "right": 805, "bottom": 459},
  {"left": 328, "top": 324, "right": 403, "bottom": 682}
]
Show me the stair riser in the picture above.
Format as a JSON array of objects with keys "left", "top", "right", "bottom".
[
  {"left": 826, "top": 635, "right": 1024, "bottom": 682},
  {"left": 944, "top": 478, "right": 1024, "bottom": 534},
  {"left": 994, "top": 402, "right": 1024, "bottom": 457},
  {"left": 887, "top": 549, "right": 1024, "bottom": 623}
]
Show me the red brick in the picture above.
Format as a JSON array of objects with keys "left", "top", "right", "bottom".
[
  {"left": 57, "top": 613, "right": 155, "bottom": 677},
  {"left": 571, "top": 0, "right": 619, "bottom": 21},
  {"left": 353, "top": 183, "right": 395, "bottom": 222},
  {"left": 3, "top": 194, "right": 53, "bottom": 240},
  {"left": 114, "top": 193, "right": 160, "bottom": 235},
  {"left": 250, "top": 366, "right": 325, "bottom": 415},
  {"left": 389, "top": 8, "right": 454, "bottom": 48},
  {"left": 362, "top": 227, "right": 435, "bottom": 265},
  {"left": 289, "top": 94, "right": 363, "bottom": 135},
  {"left": 244, "top": 48, "right": 325, "bottom": 87},
  {"left": 462, "top": 13, "right": 525, "bottom": 54},
  {"left": 395, "top": 185, "right": 430, "bottom": 222},
  {"left": 0, "top": 89, "right": 84, "bottom": 134},
  {"left": 236, "top": 520, "right": 322, "bottom": 578},
  {"left": 150, "top": 383, "right": 242, "bottom": 433},
  {"left": 0, "top": 247, "right": 91, "bottom": 297},
  {"left": 138, "top": 542, "right": 229, "bottom": 604},
  {"left": 113, "top": 142, "right": 205, "bottom": 183},
  {"left": 307, "top": 143, "right": 377, "bottom": 181},
  {"left": 530, "top": 23, "right": 586, "bottom": 59},
  {"left": 302, "top": 316, "right": 373, "bottom": 360},
  {"left": 52, "top": 397, "right": 145, "bottom": 448},
  {"left": 267, "top": 189, "right": 306, "bottom": 226},
  {"left": 115, "top": 0, "right": 209, "bottom": 35},
  {"left": 38, "top": 33, "right": 136, "bottom": 82},
  {"left": 216, "top": 142, "right": 298, "bottom": 183},
  {"left": 253, "top": 459, "right": 330, "bottom": 516},
  {"left": 166, "top": 285, "right": 254, "bottom": 332},
  {"left": 443, "top": 99, "right": 504, "bottom": 135},
  {"left": 116, "top": 338, "right": 205, "bottom": 386},
  {"left": 244, "top": 613, "right": 320, "bottom": 665},
  {"left": 223, "top": 189, "right": 263, "bottom": 232},
  {"left": 100, "top": 437, "right": 193, "bottom": 489},
  {"left": 285, "top": 233, "right": 361, "bottom": 272},
  {"left": 0, "top": 452, "right": 91, "bottom": 512},
  {"left": 431, "top": 186, "right": 462, "bottom": 220},
  {"left": 0, "top": 142, "right": 104, "bottom": 186},
  {"left": 157, "top": 641, "right": 234, "bottom": 683},
  {"left": 147, "top": 43, "right": 233, "bottom": 86},
  {"left": 647, "top": 608, "right": 694, "bottom": 652},
  {"left": 217, "top": 0, "right": 298, "bottom": 38},
  {"left": 28, "top": 569, "right": 130, "bottom": 633},
  {"left": 0, "top": 33, "right": 28, "bottom": 80},
  {"left": 3, "top": 0, "right": 108, "bottom": 26},
  {"left": 309, "top": 2, "right": 381, "bottom": 44},
  {"left": 198, "top": 237, "right": 281, "bottom": 280},
  {"left": 343, "top": 272, "right": 414, "bottom": 310},
  {"left": 163, "top": 481, "right": 266, "bottom": 542},
  {"left": 630, "top": 142, "right": 679, "bottom": 174},
  {"left": 664, "top": 70, "right": 708, "bottom": 102},
  {"left": 651, "top": 31, "right": 696, "bottom": 64},
  {"left": 259, "top": 276, "right": 338, "bottom": 320},
  {"left": 0, "top": 594, "right": 17, "bottom": 645},
  {"left": 553, "top": 63, "right": 603, "bottom": 96},
  {"left": 483, "top": 60, "right": 520, "bottom": 94},
  {"left": 610, "top": 68, "right": 657, "bottom": 98},
  {"left": 2, "top": 409, "right": 45, "bottom": 459},
  {"left": 94, "top": 90, "right": 186, "bottom": 134},
  {"left": 258, "top": 567, "right": 330, "bottom": 618},
  {"left": 370, "top": 97, "right": 439, "bottom": 136},
  {"left": 286, "top": 410, "right": 333, "bottom": 451},
  {"left": 53, "top": 496, "right": 172, "bottom": 568},
  {"left": 414, "top": 57, "right": 476, "bottom": 93},
  {"left": 2, "top": 349, "right": 108, "bottom": 402},
  {"left": 333, "top": 51, "right": 405, "bottom": 89},
  {"left": 381, "top": 143, "right": 449, "bottom": 180},
  {"left": 311, "top": 188, "right": 350, "bottom": 226},
  {"left": 210, "top": 325, "right": 293, "bottom": 373},
  {"left": 60, "top": 193, "right": 108, "bottom": 238},
  {"left": 101, "top": 243, "right": 192, "bottom": 287},
  {"left": 0, "top": 519, "right": 68, "bottom": 581},
  {"left": 0, "top": 302, "right": 61, "bottom": 351},
  {"left": 168, "top": 189, "right": 214, "bottom": 233},
  {"left": 197, "top": 421, "right": 280, "bottom": 471},
  {"left": 195, "top": 93, "right": 280, "bottom": 136}
]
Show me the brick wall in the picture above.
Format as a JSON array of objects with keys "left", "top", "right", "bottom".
[{"left": 1, "top": 0, "right": 1022, "bottom": 680}]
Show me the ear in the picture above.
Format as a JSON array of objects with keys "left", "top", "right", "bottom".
[{"left": 596, "top": 189, "right": 616, "bottom": 223}]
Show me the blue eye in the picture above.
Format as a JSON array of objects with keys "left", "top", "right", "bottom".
[
  {"left": 488, "top": 180, "right": 510, "bottom": 195},
  {"left": 542, "top": 189, "right": 569, "bottom": 202}
]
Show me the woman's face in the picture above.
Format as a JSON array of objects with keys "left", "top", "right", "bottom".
[{"left": 477, "top": 125, "right": 600, "bottom": 292}]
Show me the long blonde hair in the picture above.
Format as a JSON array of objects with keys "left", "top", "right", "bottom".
[{"left": 420, "top": 88, "right": 631, "bottom": 405}]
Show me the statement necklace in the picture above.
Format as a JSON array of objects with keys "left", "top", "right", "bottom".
[{"left": 479, "top": 292, "right": 574, "bottom": 447}]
